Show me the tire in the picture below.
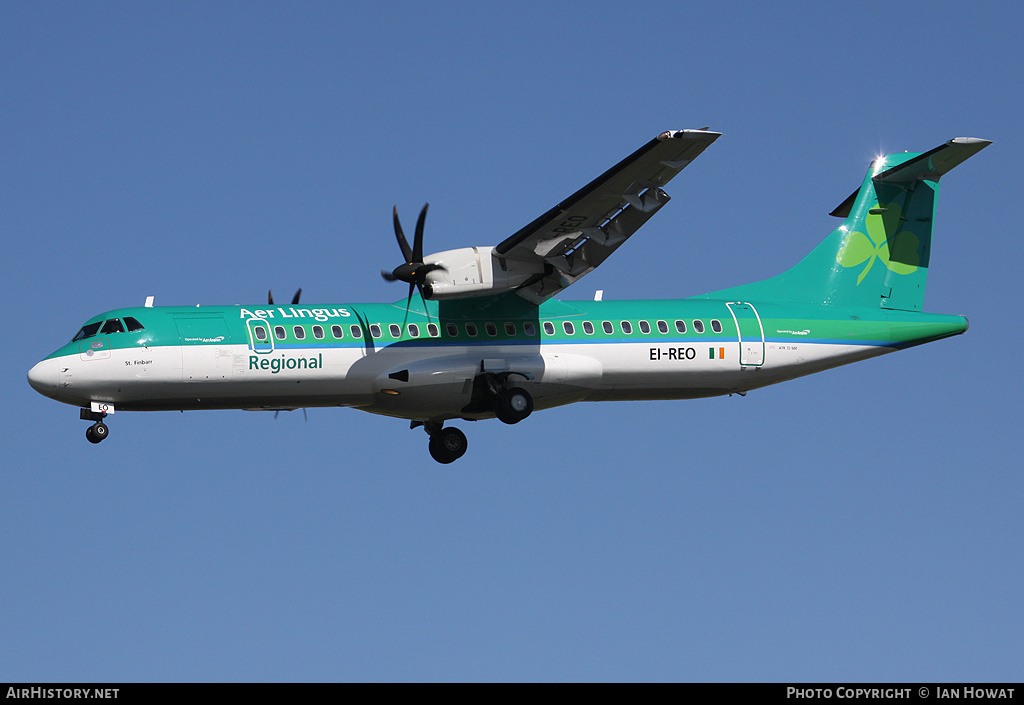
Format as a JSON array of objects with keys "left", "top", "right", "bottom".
[
  {"left": 428, "top": 427, "right": 468, "bottom": 464},
  {"left": 86, "top": 422, "right": 108, "bottom": 444},
  {"left": 495, "top": 387, "right": 533, "bottom": 425}
]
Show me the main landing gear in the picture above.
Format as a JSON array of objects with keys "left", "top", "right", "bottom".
[
  {"left": 415, "top": 383, "right": 535, "bottom": 464},
  {"left": 416, "top": 421, "right": 468, "bottom": 464},
  {"left": 464, "top": 369, "right": 535, "bottom": 426},
  {"left": 494, "top": 387, "right": 534, "bottom": 425},
  {"left": 81, "top": 408, "right": 109, "bottom": 444}
]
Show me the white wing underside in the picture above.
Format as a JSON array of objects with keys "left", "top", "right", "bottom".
[{"left": 494, "top": 129, "right": 721, "bottom": 303}]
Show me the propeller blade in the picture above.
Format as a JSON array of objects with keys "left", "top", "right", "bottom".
[
  {"left": 419, "top": 262, "right": 446, "bottom": 276},
  {"left": 268, "top": 290, "right": 274, "bottom": 305},
  {"left": 381, "top": 269, "right": 400, "bottom": 282},
  {"left": 392, "top": 207, "right": 413, "bottom": 263},
  {"left": 291, "top": 288, "right": 302, "bottom": 305},
  {"left": 412, "top": 203, "right": 429, "bottom": 263}
]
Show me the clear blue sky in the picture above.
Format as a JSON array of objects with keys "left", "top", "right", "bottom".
[{"left": 3, "top": 0, "right": 1021, "bottom": 682}]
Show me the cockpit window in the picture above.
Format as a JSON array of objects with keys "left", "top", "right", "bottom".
[
  {"left": 101, "top": 318, "right": 125, "bottom": 335},
  {"left": 124, "top": 317, "right": 145, "bottom": 332},
  {"left": 71, "top": 322, "right": 102, "bottom": 342}
]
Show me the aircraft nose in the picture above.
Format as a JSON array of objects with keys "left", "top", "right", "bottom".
[{"left": 27, "top": 358, "right": 59, "bottom": 398}]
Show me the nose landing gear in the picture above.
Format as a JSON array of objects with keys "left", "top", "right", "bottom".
[
  {"left": 80, "top": 407, "right": 110, "bottom": 444},
  {"left": 85, "top": 422, "right": 109, "bottom": 444}
]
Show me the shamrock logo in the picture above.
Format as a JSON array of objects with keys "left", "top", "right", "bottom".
[{"left": 836, "top": 203, "right": 920, "bottom": 284}]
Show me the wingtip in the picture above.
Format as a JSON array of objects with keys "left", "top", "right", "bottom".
[{"left": 657, "top": 129, "right": 722, "bottom": 140}]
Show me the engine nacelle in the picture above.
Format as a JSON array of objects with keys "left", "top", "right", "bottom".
[{"left": 421, "top": 246, "right": 536, "bottom": 300}]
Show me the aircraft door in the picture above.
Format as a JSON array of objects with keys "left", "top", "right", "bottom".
[
  {"left": 246, "top": 317, "right": 274, "bottom": 354},
  {"left": 174, "top": 315, "right": 234, "bottom": 381},
  {"left": 726, "top": 302, "right": 765, "bottom": 367}
]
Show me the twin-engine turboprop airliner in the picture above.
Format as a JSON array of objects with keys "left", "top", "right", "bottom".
[{"left": 28, "top": 130, "right": 989, "bottom": 463}]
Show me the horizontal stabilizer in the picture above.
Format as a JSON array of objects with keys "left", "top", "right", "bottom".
[
  {"left": 831, "top": 137, "right": 992, "bottom": 217},
  {"left": 875, "top": 137, "right": 992, "bottom": 183}
]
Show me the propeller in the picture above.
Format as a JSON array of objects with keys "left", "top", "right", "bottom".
[
  {"left": 268, "top": 288, "right": 303, "bottom": 305},
  {"left": 381, "top": 204, "right": 445, "bottom": 306}
]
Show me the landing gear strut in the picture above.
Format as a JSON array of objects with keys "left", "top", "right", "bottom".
[{"left": 81, "top": 408, "right": 109, "bottom": 444}]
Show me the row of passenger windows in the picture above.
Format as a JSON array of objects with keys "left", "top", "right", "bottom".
[
  {"left": 251, "top": 318, "right": 724, "bottom": 342},
  {"left": 72, "top": 316, "right": 146, "bottom": 342},
  {"left": 253, "top": 322, "right": 443, "bottom": 342}
]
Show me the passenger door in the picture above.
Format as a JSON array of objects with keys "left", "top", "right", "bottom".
[{"left": 726, "top": 302, "right": 765, "bottom": 367}]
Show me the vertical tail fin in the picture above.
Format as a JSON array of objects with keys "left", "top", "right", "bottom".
[{"left": 705, "top": 138, "right": 991, "bottom": 310}]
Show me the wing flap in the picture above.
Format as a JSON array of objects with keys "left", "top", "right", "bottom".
[{"left": 496, "top": 129, "right": 720, "bottom": 303}]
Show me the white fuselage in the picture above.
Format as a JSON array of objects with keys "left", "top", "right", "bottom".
[{"left": 29, "top": 336, "right": 891, "bottom": 422}]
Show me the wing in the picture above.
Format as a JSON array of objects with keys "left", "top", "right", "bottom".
[{"left": 495, "top": 129, "right": 721, "bottom": 303}]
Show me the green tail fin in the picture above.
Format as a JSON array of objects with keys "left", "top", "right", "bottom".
[{"left": 704, "top": 138, "right": 991, "bottom": 311}]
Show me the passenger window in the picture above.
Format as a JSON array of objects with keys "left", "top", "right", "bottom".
[
  {"left": 621, "top": 321, "right": 633, "bottom": 335},
  {"left": 312, "top": 325, "right": 324, "bottom": 339},
  {"left": 332, "top": 325, "right": 344, "bottom": 339},
  {"left": 408, "top": 324, "right": 420, "bottom": 338},
  {"left": 124, "top": 317, "right": 145, "bottom": 332},
  {"left": 582, "top": 321, "right": 594, "bottom": 335},
  {"left": 293, "top": 325, "right": 306, "bottom": 340},
  {"left": 693, "top": 320, "right": 705, "bottom": 333},
  {"left": 602, "top": 321, "right": 613, "bottom": 334},
  {"left": 72, "top": 322, "right": 102, "bottom": 342},
  {"left": 427, "top": 323, "right": 439, "bottom": 337},
  {"left": 524, "top": 322, "right": 536, "bottom": 336},
  {"left": 504, "top": 322, "right": 516, "bottom": 336},
  {"left": 711, "top": 319, "right": 723, "bottom": 333},
  {"left": 657, "top": 320, "right": 668, "bottom": 334},
  {"left": 350, "top": 324, "right": 362, "bottom": 338},
  {"left": 101, "top": 319, "right": 125, "bottom": 335},
  {"left": 446, "top": 323, "right": 458, "bottom": 337},
  {"left": 675, "top": 320, "right": 687, "bottom": 334},
  {"left": 254, "top": 326, "right": 268, "bottom": 341},
  {"left": 485, "top": 322, "right": 497, "bottom": 336},
  {"left": 563, "top": 321, "right": 575, "bottom": 335},
  {"left": 639, "top": 320, "right": 651, "bottom": 334},
  {"left": 370, "top": 324, "right": 382, "bottom": 338},
  {"left": 389, "top": 324, "right": 401, "bottom": 337},
  {"left": 275, "top": 326, "right": 286, "bottom": 340},
  {"left": 543, "top": 321, "right": 555, "bottom": 335},
  {"left": 466, "top": 323, "right": 478, "bottom": 337}
]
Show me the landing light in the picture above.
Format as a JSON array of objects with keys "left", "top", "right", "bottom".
[{"left": 381, "top": 389, "right": 401, "bottom": 396}]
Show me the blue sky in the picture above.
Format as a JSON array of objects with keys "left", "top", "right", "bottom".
[{"left": 3, "top": 0, "right": 1022, "bottom": 682}]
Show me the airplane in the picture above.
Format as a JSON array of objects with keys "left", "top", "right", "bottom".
[{"left": 27, "top": 130, "right": 990, "bottom": 463}]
